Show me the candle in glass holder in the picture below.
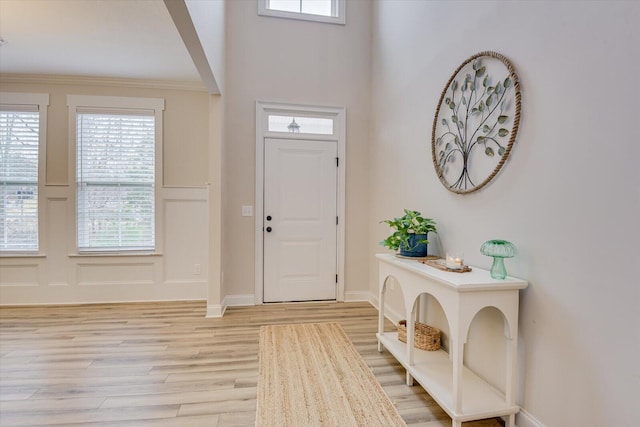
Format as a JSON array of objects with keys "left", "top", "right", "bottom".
[{"left": 446, "top": 253, "right": 464, "bottom": 270}]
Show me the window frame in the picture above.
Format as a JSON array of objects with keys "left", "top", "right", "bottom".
[
  {"left": 0, "top": 92, "right": 49, "bottom": 256},
  {"left": 258, "top": 0, "right": 345, "bottom": 25},
  {"left": 67, "top": 95, "right": 165, "bottom": 255}
]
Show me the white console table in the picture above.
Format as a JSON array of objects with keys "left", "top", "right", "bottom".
[{"left": 376, "top": 253, "right": 528, "bottom": 427}]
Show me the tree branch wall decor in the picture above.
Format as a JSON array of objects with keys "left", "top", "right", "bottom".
[{"left": 432, "top": 51, "right": 521, "bottom": 194}]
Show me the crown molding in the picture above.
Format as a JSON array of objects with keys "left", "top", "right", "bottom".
[{"left": 0, "top": 73, "right": 207, "bottom": 93}]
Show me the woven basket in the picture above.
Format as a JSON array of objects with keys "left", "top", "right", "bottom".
[{"left": 397, "top": 320, "right": 441, "bottom": 351}]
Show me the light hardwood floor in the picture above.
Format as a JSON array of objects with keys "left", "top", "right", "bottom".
[{"left": 0, "top": 301, "right": 503, "bottom": 427}]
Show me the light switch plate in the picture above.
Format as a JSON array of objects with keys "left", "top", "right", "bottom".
[{"left": 241, "top": 205, "right": 253, "bottom": 217}]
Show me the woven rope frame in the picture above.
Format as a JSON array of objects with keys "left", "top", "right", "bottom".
[{"left": 431, "top": 51, "right": 522, "bottom": 194}]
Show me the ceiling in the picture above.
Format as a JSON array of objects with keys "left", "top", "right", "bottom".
[{"left": 0, "top": 0, "right": 203, "bottom": 85}]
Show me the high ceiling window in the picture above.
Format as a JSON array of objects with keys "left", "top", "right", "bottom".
[{"left": 258, "top": 0, "right": 345, "bottom": 24}]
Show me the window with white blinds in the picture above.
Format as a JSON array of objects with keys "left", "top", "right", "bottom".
[
  {"left": 0, "top": 106, "right": 40, "bottom": 252},
  {"left": 76, "top": 111, "right": 156, "bottom": 252}
]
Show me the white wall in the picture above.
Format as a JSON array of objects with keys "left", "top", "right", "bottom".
[
  {"left": 369, "top": 1, "right": 639, "bottom": 426},
  {"left": 222, "top": 0, "right": 372, "bottom": 300}
]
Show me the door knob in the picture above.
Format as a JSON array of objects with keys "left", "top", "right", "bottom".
[
  {"left": 266, "top": 226, "right": 272, "bottom": 232},
  {"left": 266, "top": 215, "right": 272, "bottom": 221}
]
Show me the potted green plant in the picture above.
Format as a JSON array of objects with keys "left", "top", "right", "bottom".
[{"left": 380, "top": 209, "right": 437, "bottom": 257}]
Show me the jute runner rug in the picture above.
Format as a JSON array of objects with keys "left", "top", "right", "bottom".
[{"left": 256, "top": 322, "right": 406, "bottom": 427}]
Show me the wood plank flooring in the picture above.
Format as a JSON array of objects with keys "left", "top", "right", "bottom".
[{"left": 0, "top": 301, "right": 503, "bottom": 427}]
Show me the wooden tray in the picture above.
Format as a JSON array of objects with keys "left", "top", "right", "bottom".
[
  {"left": 395, "top": 254, "right": 440, "bottom": 261},
  {"left": 420, "top": 258, "right": 472, "bottom": 273}
]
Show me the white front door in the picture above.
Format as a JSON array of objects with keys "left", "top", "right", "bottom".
[{"left": 263, "top": 138, "right": 337, "bottom": 302}]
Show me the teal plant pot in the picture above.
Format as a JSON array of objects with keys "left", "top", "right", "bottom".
[{"left": 399, "top": 234, "right": 428, "bottom": 257}]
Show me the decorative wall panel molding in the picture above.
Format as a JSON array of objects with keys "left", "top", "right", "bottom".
[
  {"left": 0, "top": 263, "right": 40, "bottom": 287},
  {"left": 76, "top": 262, "right": 156, "bottom": 287},
  {"left": 0, "top": 186, "right": 209, "bottom": 305}
]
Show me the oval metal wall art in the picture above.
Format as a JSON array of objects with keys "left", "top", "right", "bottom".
[{"left": 432, "top": 51, "right": 522, "bottom": 194}]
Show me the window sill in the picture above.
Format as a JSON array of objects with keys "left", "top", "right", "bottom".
[
  {"left": 259, "top": 11, "right": 345, "bottom": 25},
  {"left": 69, "top": 252, "right": 163, "bottom": 258},
  {"left": 1, "top": 252, "right": 164, "bottom": 259},
  {"left": 0, "top": 253, "right": 46, "bottom": 259}
]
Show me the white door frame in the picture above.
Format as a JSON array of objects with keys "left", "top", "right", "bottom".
[{"left": 255, "top": 101, "right": 346, "bottom": 304}]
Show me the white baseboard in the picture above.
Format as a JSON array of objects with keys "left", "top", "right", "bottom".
[
  {"left": 205, "top": 304, "right": 225, "bottom": 318},
  {"left": 344, "top": 290, "right": 402, "bottom": 326},
  {"left": 344, "top": 290, "right": 375, "bottom": 303},
  {"left": 1, "top": 298, "right": 206, "bottom": 307},
  {"left": 516, "top": 409, "right": 544, "bottom": 427},
  {"left": 372, "top": 301, "right": 403, "bottom": 326},
  {"left": 223, "top": 294, "right": 255, "bottom": 307},
  {"left": 207, "top": 294, "right": 255, "bottom": 318}
]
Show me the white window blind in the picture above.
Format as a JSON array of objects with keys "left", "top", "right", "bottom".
[
  {"left": 76, "top": 111, "right": 155, "bottom": 252},
  {"left": 0, "top": 107, "right": 39, "bottom": 252}
]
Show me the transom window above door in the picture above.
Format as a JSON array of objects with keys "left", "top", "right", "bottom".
[
  {"left": 267, "top": 115, "right": 334, "bottom": 135},
  {"left": 258, "top": 0, "right": 345, "bottom": 24}
]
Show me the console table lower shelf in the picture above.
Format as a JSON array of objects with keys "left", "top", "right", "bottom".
[{"left": 377, "top": 332, "right": 519, "bottom": 423}]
